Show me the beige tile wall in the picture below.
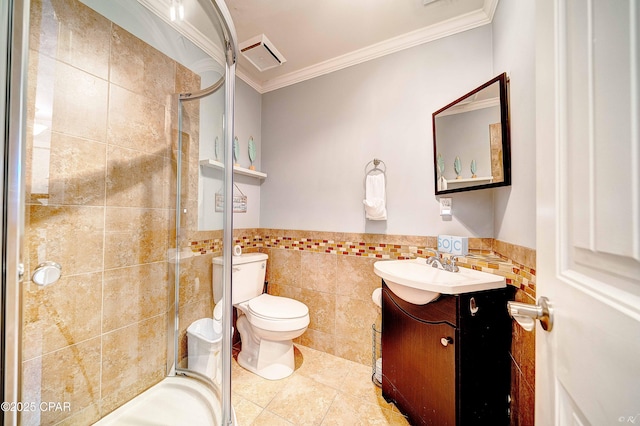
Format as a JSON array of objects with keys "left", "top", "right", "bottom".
[{"left": 22, "top": 1, "right": 206, "bottom": 424}]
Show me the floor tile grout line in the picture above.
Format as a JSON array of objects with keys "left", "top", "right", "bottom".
[{"left": 317, "top": 390, "right": 339, "bottom": 426}]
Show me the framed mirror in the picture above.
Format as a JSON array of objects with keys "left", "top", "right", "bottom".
[{"left": 432, "top": 72, "right": 511, "bottom": 195}]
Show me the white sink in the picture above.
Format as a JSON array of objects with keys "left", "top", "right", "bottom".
[{"left": 373, "top": 258, "right": 506, "bottom": 305}]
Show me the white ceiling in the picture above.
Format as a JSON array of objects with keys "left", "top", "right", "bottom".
[
  {"left": 138, "top": 0, "right": 498, "bottom": 93},
  {"left": 227, "top": 0, "right": 498, "bottom": 93}
]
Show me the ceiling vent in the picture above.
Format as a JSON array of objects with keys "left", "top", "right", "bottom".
[{"left": 239, "top": 34, "right": 286, "bottom": 72}]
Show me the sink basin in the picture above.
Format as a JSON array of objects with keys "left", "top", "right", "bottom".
[{"left": 373, "top": 258, "right": 506, "bottom": 305}]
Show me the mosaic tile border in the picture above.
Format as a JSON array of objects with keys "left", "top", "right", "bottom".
[{"left": 189, "top": 230, "right": 536, "bottom": 299}]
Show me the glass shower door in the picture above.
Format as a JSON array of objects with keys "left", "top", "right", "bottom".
[{"left": 2, "top": 0, "right": 238, "bottom": 424}]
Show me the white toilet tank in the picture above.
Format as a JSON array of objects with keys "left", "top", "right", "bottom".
[{"left": 213, "top": 252, "right": 268, "bottom": 304}]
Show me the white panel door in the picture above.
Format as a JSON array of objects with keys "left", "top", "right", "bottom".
[{"left": 536, "top": 0, "right": 640, "bottom": 425}]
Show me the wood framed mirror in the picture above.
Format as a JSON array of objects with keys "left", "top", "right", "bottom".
[{"left": 432, "top": 73, "right": 511, "bottom": 195}]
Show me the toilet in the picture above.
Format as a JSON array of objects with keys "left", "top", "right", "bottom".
[{"left": 212, "top": 252, "right": 309, "bottom": 380}]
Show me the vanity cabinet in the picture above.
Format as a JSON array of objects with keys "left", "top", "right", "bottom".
[{"left": 381, "top": 282, "right": 512, "bottom": 425}]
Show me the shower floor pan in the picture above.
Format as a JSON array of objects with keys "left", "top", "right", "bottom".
[{"left": 94, "top": 376, "right": 229, "bottom": 425}]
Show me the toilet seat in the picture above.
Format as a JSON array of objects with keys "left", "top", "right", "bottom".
[
  {"left": 248, "top": 293, "right": 308, "bottom": 319},
  {"left": 239, "top": 294, "right": 310, "bottom": 332}
]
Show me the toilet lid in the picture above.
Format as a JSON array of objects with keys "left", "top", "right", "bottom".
[{"left": 248, "top": 294, "right": 308, "bottom": 320}]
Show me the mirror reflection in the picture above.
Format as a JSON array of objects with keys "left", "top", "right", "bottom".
[{"left": 433, "top": 73, "right": 511, "bottom": 195}]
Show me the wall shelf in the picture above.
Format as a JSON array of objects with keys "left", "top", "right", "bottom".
[
  {"left": 199, "top": 159, "right": 267, "bottom": 180},
  {"left": 438, "top": 176, "right": 492, "bottom": 191}
]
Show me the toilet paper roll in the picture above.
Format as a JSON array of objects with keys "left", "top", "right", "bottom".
[
  {"left": 233, "top": 245, "right": 242, "bottom": 256},
  {"left": 371, "top": 288, "right": 382, "bottom": 308}
]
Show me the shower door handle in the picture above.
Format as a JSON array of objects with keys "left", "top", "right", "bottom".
[{"left": 32, "top": 261, "right": 62, "bottom": 286}]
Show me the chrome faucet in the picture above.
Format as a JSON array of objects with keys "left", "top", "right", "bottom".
[
  {"left": 425, "top": 249, "right": 459, "bottom": 272},
  {"left": 425, "top": 249, "right": 444, "bottom": 269}
]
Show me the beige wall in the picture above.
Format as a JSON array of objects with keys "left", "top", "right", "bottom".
[{"left": 22, "top": 1, "right": 207, "bottom": 424}]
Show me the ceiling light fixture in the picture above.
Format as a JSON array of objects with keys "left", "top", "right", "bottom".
[{"left": 170, "top": 0, "right": 184, "bottom": 22}]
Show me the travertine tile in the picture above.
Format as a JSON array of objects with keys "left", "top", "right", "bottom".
[
  {"left": 175, "top": 63, "right": 202, "bottom": 94},
  {"left": 101, "top": 315, "right": 167, "bottom": 415},
  {"left": 104, "top": 207, "right": 170, "bottom": 269},
  {"left": 51, "top": 60, "right": 108, "bottom": 142},
  {"left": 27, "top": 132, "right": 107, "bottom": 206},
  {"left": 110, "top": 25, "right": 175, "bottom": 103},
  {"left": 27, "top": 205, "right": 105, "bottom": 276},
  {"left": 334, "top": 334, "right": 372, "bottom": 365},
  {"left": 269, "top": 248, "right": 301, "bottom": 287},
  {"left": 335, "top": 296, "right": 378, "bottom": 344},
  {"left": 179, "top": 253, "right": 215, "bottom": 307},
  {"left": 182, "top": 131, "right": 201, "bottom": 204},
  {"left": 266, "top": 374, "right": 337, "bottom": 425},
  {"left": 251, "top": 410, "right": 294, "bottom": 426},
  {"left": 106, "top": 145, "right": 171, "bottom": 209},
  {"left": 300, "top": 251, "right": 337, "bottom": 293},
  {"left": 293, "top": 328, "right": 335, "bottom": 356},
  {"left": 298, "top": 289, "right": 336, "bottom": 335},
  {"left": 267, "top": 283, "right": 302, "bottom": 301},
  {"left": 338, "top": 361, "right": 393, "bottom": 409},
  {"left": 23, "top": 271, "right": 102, "bottom": 360},
  {"left": 55, "top": 403, "right": 101, "bottom": 426},
  {"left": 30, "top": 0, "right": 111, "bottom": 79},
  {"left": 232, "top": 393, "right": 264, "bottom": 426},
  {"left": 293, "top": 345, "right": 355, "bottom": 390},
  {"left": 107, "top": 84, "right": 168, "bottom": 156},
  {"left": 22, "top": 337, "right": 101, "bottom": 426},
  {"left": 231, "top": 358, "right": 289, "bottom": 407},
  {"left": 103, "top": 262, "right": 169, "bottom": 332},
  {"left": 322, "top": 393, "right": 409, "bottom": 425},
  {"left": 336, "top": 255, "right": 379, "bottom": 301}
]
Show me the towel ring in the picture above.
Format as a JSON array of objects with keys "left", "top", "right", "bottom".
[{"left": 365, "top": 158, "right": 386, "bottom": 175}]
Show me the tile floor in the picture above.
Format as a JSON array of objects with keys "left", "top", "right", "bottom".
[{"left": 232, "top": 344, "right": 410, "bottom": 425}]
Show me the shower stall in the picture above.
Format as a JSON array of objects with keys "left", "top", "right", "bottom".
[{"left": 1, "top": 0, "right": 238, "bottom": 424}]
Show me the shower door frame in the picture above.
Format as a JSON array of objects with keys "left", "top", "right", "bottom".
[
  {"left": 170, "top": 2, "right": 238, "bottom": 424},
  {"left": 2, "top": 0, "right": 29, "bottom": 425}
]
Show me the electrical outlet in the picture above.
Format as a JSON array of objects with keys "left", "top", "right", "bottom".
[{"left": 440, "top": 198, "right": 452, "bottom": 216}]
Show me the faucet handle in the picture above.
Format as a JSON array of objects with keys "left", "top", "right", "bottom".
[{"left": 447, "top": 256, "right": 459, "bottom": 272}]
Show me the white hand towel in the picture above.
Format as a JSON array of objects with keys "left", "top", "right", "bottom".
[{"left": 363, "top": 173, "right": 387, "bottom": 220}]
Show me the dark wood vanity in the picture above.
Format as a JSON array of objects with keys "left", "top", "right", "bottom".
[{"left": 381, "top": 281, "right": 513, "bottom": 425}]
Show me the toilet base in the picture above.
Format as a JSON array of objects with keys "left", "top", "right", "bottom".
[
  {"left": 237, "top": 340, "right": 295, "bottom": 380},
  {"left": 236, "top": 315, "right": 298, "bottom": 380}
]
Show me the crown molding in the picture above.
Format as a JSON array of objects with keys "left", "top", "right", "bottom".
[
  {"left": 136, "top": 0, "right": 226, "bottom": 67},
  {"left": 236, "top": 68, "right": 263, "bottom": 93},
  {"left": 483, "top": 0, "right": 500, "bottom": 21},
  {"left": 258, "top": 0, "right": 498, "bottom": 93},
  {"left": 138, "top": 0, "right": 500, "bottom": 94}
]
